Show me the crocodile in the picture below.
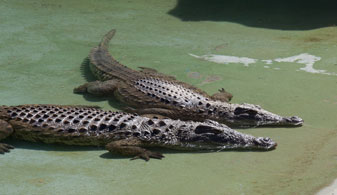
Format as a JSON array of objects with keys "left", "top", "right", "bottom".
[
  {"left": 73, "top": 29, "right": 303, "bottom": 128},
  {"left": 0, "top": 104, "right": 277, "bottom": 160}
]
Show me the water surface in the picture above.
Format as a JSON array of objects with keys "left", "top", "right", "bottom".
[{"left": 1, "top": 0, "right": 337, "bottom": 194}]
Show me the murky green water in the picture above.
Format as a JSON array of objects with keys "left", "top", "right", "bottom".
[{"left": 1, "top": 0, "right": 337, "bottom": 194}]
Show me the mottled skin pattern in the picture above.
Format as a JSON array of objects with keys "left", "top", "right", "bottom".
[
  {"left": 0, "top": 105, "right": 276, "bottom": 161},
  {"left": 74, "top": 29, "right": 303, "bottom": 128}
]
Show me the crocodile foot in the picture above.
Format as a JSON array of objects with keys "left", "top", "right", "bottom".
[
  {"left": 73, "top": 84, "right": 88, "bottom": 93},
  {"left": 74, "top": 80, "right": 118, "bottom": 95},
  {"left": 211, "top": 88, "right": 233, "bottom": 102},
  {"left": 106, "top": 138, "right": 165, "bottom": 161},
  {"left": 0, "top": 143, "right": 14, "bottom": 154},
  {"left": 130, "top": 151, "right": 164, "bottom": 161}
]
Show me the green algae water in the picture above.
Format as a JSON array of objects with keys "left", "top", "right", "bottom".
[{"left": 1, "top": 0, "right": 337, "bottom": 194}]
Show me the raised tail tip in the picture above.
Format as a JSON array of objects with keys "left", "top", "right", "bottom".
[
  {"left": 99, "top": 29, "right": 117, "bottom": 49},
  {"left": 106, "top": 29, "right": 116, "bottom": 37}
]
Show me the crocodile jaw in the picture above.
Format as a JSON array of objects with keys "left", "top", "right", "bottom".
[
  {"left": 219, "top": 103, "right": 304, "bottom": 128},
  {"left": 178, "top": 120, "right": 278, "bottom": 151}
]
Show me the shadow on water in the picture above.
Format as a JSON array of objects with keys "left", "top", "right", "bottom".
[
  {"left": 168, "top": 0, "right": 337, "bottom": 30},
  {"left": 5, "top": 139, "right": 270, "bottom": 160},
  {"left": 100, "top": 147, "right": 272, "bottom": 160},
  {"left": 5, "top": 139, "right": 102, "bottom": 152},
  {"left": 80, "top": 57, "right": 96, "bottom": 82}
]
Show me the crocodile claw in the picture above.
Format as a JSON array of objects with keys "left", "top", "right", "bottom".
[
  {"left": 73, "top": 84, "right": 88, "bottom": 94},
  {"left": 0, "top": 143, "right": 14, "bottom": 154},
  {"left": 218, "top": 88, "right": 226, "bottom": 93}
]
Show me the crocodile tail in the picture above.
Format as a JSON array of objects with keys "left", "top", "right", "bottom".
[
  {"left": 98, "top": 29, "right": 116, "bottom": 50},
  {"left": 89, "top": 29, "right": 141, "bottom": 81}
]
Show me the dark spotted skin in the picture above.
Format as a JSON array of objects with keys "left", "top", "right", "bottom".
[
  {"left": 0, "top": 105, "right": 277, "bottom": 160},
  {"left": 73, "top": 29, "right": 303, "bottom": 128}
]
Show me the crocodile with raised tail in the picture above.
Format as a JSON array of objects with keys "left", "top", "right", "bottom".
[
  {"left": 0, "top": 105, "right": 277, "bottom": 160},
  {"left": 74, "top": 29, "right": 303, "bottom": 128}
]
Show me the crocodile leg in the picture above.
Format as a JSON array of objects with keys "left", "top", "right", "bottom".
[
  {"left": 211, "top": 88, "right": 233, "bottom": 102},
  {"left": 0, "top": 119, "right": 14, "bottom": 154},
  {"left": 73, "top": 80, "right": 119, "bottom": 95},
  {"left": 106, "top": 138, "right": 164, "bottom": 161}
]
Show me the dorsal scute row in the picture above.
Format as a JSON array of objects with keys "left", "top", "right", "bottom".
[
  {"left": 5, "top": 105, "right": 183, "bottom": 142},
  {"left": 6, "top": 105, "right": 138, "bottom": 135},
  {"left": 134, "top": 78, "right": 213, "bottom": 109}
]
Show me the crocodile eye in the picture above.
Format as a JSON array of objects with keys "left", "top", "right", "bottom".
[
  {"left": 195, "top": 125, "right": 221, "bottom": 134},
  {"left": 234, "top": 107, "right": 258, "bottom": 116}
]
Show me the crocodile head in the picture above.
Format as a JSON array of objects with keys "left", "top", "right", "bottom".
[
  {"left": 179, "top": 120, "right": 277, "bottom": 150},
  {"left": 220, "top": 103, "right": 303, "bottom": 128}
]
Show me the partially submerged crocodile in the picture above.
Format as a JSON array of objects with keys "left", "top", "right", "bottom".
[
  {"left": 74, "top": 29, "right": 303, "bottom": 128},
  {"left": 0, "top": 105, "right": 276, "bottom": 160}
]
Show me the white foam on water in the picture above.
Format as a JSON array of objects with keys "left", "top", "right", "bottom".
[
  {"left": 189, "top": 53, "right": 257, "bottom": 67},
  {"left": 274, "top": 53, "right": 324, "bottom": 73},
  {"left": 190, "top": 53, "right": 337, "bottom": 76},
  {"left": 262, "top": 59, "right": 273, "bottom": 64}
]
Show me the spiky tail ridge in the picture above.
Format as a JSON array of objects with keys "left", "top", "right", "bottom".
[
  {"left": 98, "top": 29, "right": 116, "bottom": 51},
  {"left": 88, "top": 29, "right": 141, "bottom": 81}
]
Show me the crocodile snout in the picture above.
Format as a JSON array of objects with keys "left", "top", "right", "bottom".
[{"left": 284, "top": 116, "right": 304, "bottom": 126}]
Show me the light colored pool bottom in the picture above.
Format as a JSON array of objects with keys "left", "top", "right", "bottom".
[
  {"left": 1, "top": 0, "right": 337, "bottom": 194},
  {"left": 317, "top": 179, "right": 337, "bottom": 195}
]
